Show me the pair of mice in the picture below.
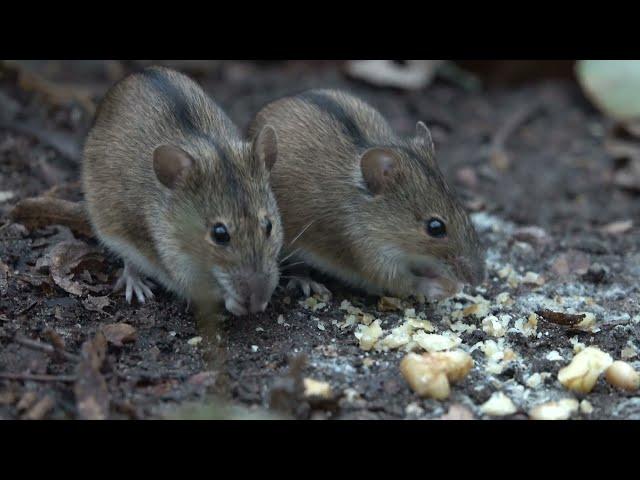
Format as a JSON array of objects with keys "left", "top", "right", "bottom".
[{"left": 82, "top": 66, "right": 485, "bottom": 317}]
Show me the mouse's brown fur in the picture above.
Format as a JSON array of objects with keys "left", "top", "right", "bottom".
[
  {"left": 248, "top": 89, "right": 485, "bottom": 300},
  {"left": 83, "top": 66, "right": 283, "bottom": 315}
]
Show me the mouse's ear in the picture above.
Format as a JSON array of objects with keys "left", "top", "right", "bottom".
[
  {"left": 153, "top": 145, "right": 194, "bottom": 189},
  {"left": 253, "top": 125, "right": 278, "bottom": 172},
  {"left": 414, "top": 121, "right": 435, "bottom": 154},
  {"left": 360, "top": 147, "right": 400, "bottom": 195}
]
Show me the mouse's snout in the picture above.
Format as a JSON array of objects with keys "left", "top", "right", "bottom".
[
  {"left": 453, "top": 255, "right": 487, "bottom": 287},
  {"left": 238, "top": 273, "right": 276, "bottom": 314}
]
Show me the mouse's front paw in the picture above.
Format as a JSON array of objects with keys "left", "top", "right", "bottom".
[
  {"left": 114, "top": 262, "right": 155, "bottom": 304},
  {"left": 285, "top": 276, "right": 331, "bottom": 299}
]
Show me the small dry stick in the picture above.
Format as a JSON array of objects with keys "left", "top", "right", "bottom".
[
  {"left": 0, "top": 372, "right": 76, "bottom": 383},
  {"left": 14, "top": 334, "right": 80, "bottom": 362},
  {"left": 489, "top": 101, "right": 544, "bottom": 170}
]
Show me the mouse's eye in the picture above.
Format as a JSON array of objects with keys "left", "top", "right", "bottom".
[
  {"left": 264, "top": 218, "right": 273, "bottom": 237},
  {"left": 211, "top": 223, "right": 230, "bottom": 245},
  {"left": 426, "top": 218, "right": 446, "bottom": 238}
]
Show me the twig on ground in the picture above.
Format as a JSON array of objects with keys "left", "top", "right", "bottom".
[
  {"left": 14, "top": 334, "right": 80, "bottom": 362},
  {"left": 488, "top": 101, "right": 544, "bottom": 170},
  {"left": 0, "top": 372, "right": 76, "bottom": 383},
  {"left": 15, "top": 300, "right": 38, "bottom": 316}
]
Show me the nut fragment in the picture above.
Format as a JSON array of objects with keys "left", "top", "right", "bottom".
[
  {"left": 480, "top": 392, "right": 517, "bottom": 417},
  {"left": 557, "top": 346, "right": 613, "bottom": 393},
  {"left": 354, "top": 320, "right": 383, "bottom": 351},
  {"left": 529, "top": 399, "right": 579, "bottom": 420},
  {"left": 303, "top": 378, "right": 333, "bottom": 399},
  {"left": 412, "top": 332, "right": 460, "bottom": 352},
  {"left": 400, "top": 351, "right": 473, "bottom": 400},
  {"left": 605, "top": 361, "right": 640, "bottom": 391}
]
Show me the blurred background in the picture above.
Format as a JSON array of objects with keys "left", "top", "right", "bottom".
[{"left": 1, "top": 59, "right": 638, "bottom": 231}]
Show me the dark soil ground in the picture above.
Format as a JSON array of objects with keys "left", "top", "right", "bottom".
[{"left": 1, "top": 60, "right": 639, "bottom": 420}]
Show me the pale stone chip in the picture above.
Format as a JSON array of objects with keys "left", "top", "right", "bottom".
[
  {"left": 187, "top": 336, "right": 202, "bottom": 346},
  {"left": 405, "top": 401, "right": 425, "bottom": 416},
  {"left": 0, "top": 191, "right": 15, "bottom": 203},
  {"left": 522, "top": 271, "right": 545, "bottom": 286},
  {"left": 546, "top": 350, "right": 564, "bottom": 361},
  {"left": 526, "top": 373, "right": 543, "bottom": 389},
  {"left": 481, "top": 392, "right": 517, "bottom": 417},
  {"left": 621, "top": 343, "right": 638, "bottom": 360},
  {"left": 570, "top": 336, "right": 586, "bottom": 353},
  {"left": 497, "top": 265, "right": 513, "bottom": 279},
  {"left": 529, "top": 399, "right": 579, "bottom": 420},
  {"left": 580, "top": 399, "right": 594, "bottom": 415},
  {"left": 495, "top": 292, "right": 511, "bottom": 304},
  {"left": 557, "top": 346, "right": 613, "bottom": 393}
]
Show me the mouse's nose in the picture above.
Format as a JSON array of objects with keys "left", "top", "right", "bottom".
[
  {"left": 454, "top": 256, "right": 486, "bottom": 286},
  {"left": 246, "top": 274, "right": 271, "bottom": 313}
]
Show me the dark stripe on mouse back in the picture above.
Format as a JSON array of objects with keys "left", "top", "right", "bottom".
[
  {"left": 299, "top": 92, "right": 369, "bottom": 148},
  {"left": 138, "top": 68, "right": 200, "bottom": 135}
]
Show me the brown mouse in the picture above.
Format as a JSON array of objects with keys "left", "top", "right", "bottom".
[
  {"left": 82, "top": 66, "right": 283, "bottom": 316},
  {"left": 247, "top": 89, "right": 485, "bottom": 300}
]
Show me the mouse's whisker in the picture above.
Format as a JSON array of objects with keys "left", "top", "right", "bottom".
[
  {"left": 280, "top": 261, "right": 306, "bottom": 270},
  {"left": 279, "top": 247, "right": 301, "bottom": 265},
  {"left": 288, "top": 220, "right": 315, "bottom": 247}
]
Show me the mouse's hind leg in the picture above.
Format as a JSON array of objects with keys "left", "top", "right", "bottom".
[{"left": 114, "top": 261, "right": 155, "bottom": 304}]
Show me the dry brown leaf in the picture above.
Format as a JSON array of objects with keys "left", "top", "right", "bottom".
[
  {"left": 74, "top": 332, "right": 109, "bottom": 420},
  {"left": 10, "top": 197, "right": 93, "bottom": 237},
  {"left": 83, "top": 295, "right": 112, "bottom": 315},
  {"left": 100, "top": 323, "right": 137, "bottom": 347},
  {"left": 377, "top": 296, "right": 404, "bottom": 312},
  {"left": 40, "top": 240, "right": 105, "bottom": 296},
  {"left": 536, "top": 310, "right": 585, "bottom": 327}
]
